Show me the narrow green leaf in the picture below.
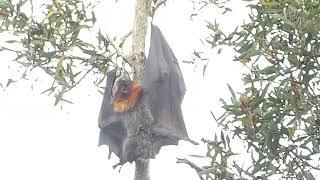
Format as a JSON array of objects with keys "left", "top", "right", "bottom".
[
  {"left": 227, "top": 83, "right": 236, "bottom": 99},
  {"left": 0, "top": 0, "right": 10, "bottom": 9},
  {"left": 260, "top": 66, "right": 276, "bottom": 75},
  {"left": 221, "top": 130, "right": 226, "bottom": 147}
]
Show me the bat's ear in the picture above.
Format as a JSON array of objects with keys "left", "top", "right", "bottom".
[
  {"left": 117, "top": 68, "right": 132, "bottom": 81},
  {"left": 115, "top": 68, "right": 122, "bottom": 79},
  {"left": 104, "top": 68, "right": 118, "bottom": 104}
]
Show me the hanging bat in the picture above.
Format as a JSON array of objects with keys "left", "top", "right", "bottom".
[
  {"left": 112, "top": 74, "right": 155, "bottom": 164},
  {"left": 98, "top": 25, "right": 197, "bottom": 166}
]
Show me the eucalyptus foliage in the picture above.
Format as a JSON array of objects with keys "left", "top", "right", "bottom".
[
  {"left": 191, "top": 0, "right": 320, "bottom": 179},
  {"left": 0, "top": 0, "right": 120, "bottom": 104}
]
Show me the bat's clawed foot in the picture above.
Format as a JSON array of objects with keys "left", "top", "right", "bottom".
[{"left": 112, "top": 162, "right": 124, "bottom": 172}]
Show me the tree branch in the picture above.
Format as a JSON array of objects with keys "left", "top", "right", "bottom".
[
  {"left": 132, "top": 0, "right": 152, "bottom": 180},
  {"left": 132, "top": 0, "right": 151, "bottom": 82},
  {"left": 135, "top": 159, "right": 150, "bottom": 180},
  {"left": 119, "top": 30, "right": 132, "bottom": 47}
]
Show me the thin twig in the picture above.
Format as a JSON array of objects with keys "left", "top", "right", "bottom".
[
  {"left": 105, "top": 33, "right": 132, "bottom": 66},
  {"left": 176, "top": 158, "right": 203, "bottom": 172},
  {"left": 0, "top": 46, "right": 21, "bottom": 54},
  {"left": 176, "top": 158, "right": 204, "bottom": 180},
  {"left": 151, "top": 0, "right": 166, "bottom": 17},
  {"left": 119, "top": 30, "right": 132, "bottom": 47}
]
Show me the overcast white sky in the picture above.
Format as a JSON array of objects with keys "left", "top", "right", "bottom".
[{"left": 0, "top": 0, "right": 249, "bottom": 179}]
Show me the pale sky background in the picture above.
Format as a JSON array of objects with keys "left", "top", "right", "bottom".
[{"left": 0, "top": 0, "right": 250, "bottom": 179}]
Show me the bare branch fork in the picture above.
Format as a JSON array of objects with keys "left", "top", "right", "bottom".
[{"left": 103, "top": 0, "right": 167, "bottom": 69}]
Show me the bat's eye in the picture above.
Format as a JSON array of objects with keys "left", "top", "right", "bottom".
[
  {"left": 122, "top": 84, "right": 128, "bottom": 89},
  {"left": 120, "top": 85, "right": 129, "bottom": 94},
  {"left": 121, "top": 87, "right": 127, "bottom": 92}
]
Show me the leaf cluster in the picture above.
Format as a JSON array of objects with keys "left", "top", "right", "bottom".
[
  {"left": 190, "top": 0, "right": 320, "bottom": 179},
  {"left": 0, "top": 0, "right": 122, "bottom": 104}
]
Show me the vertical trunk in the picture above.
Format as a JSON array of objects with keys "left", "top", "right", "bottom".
[
  {"left": 132, "top": 0, "right": 151, "bottom": 82},
  {"left": 134, "top": 159, "right": 150, "bottom": 180},
  {"left": 132, "top": 0, "right": 151, "bottom": 180}
]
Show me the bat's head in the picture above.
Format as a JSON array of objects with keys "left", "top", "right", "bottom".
[
  {"left": 112, "top": 68, "right": 142, "bottom": 112},
  {"left": 112, "top": 69, "right": 132, "bottom": 98},
  {"left": 113, "top": 79, "right": 142, "bottom": 113},
  {"left": 115, "top": 80, "right": 133, "bottom": 99}
]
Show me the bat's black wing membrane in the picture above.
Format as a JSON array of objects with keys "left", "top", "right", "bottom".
[
  {"left": 144, "top": 25, "right": 195, "bottom": 148},
  {"left": 98, "top": 25, "right": 196, "bottom": 165},
  {"left": 98, "top": 68, "right": 126, "bottom": 159}
]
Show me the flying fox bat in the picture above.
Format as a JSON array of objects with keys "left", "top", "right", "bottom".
[{"left": 98, "top": 25, "right": 196, "bottom": 165}]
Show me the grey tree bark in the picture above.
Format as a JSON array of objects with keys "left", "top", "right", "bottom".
[
  {"left": 134, "top": 159, "right": 150, "bottom": 180},
  {"left": 132, "top": 0, "right": 151, "bottom": 82},
  {"left": 131, "top": 0, "right": 152, "bottom": 180}
]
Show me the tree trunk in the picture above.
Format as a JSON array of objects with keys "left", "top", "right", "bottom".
[
  {"left": 132, "top": 0, "right": 151, "bottom": 180},
  {"left": 132, "top": 0, "right": 151, "bottom": 82},
  {"left": 134, "top": 159, "right": 150, "bottom": 180}
]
